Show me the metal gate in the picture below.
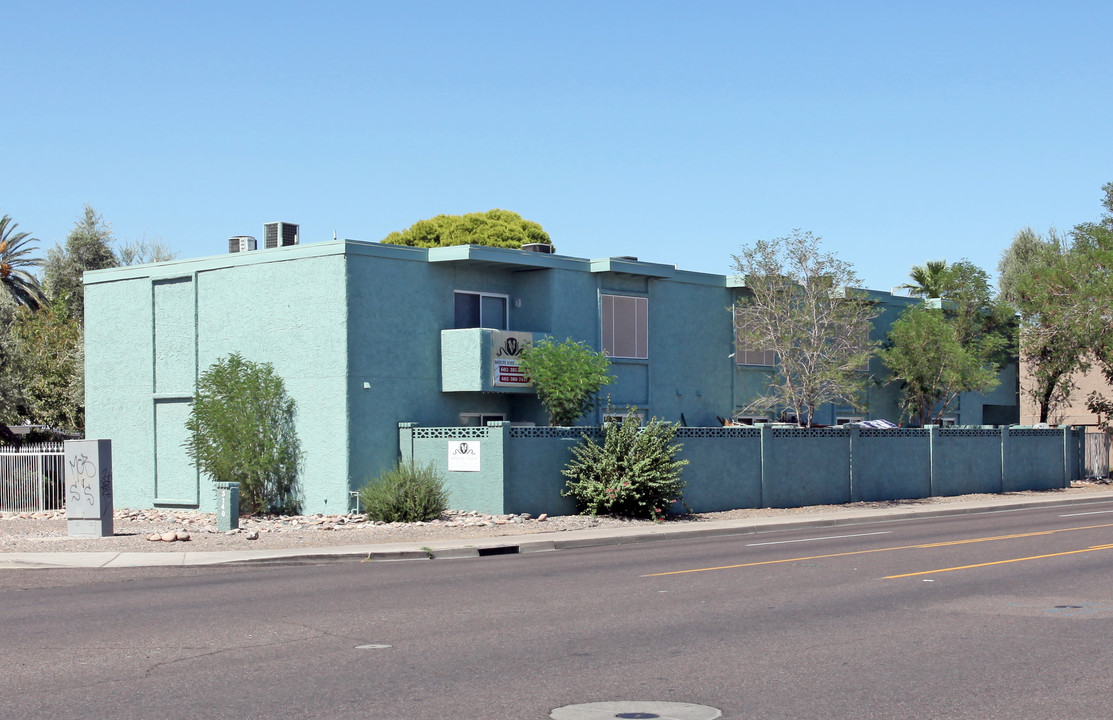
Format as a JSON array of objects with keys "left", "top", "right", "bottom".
[{"left": 1084, "top": 431, "right": 1110, "bottom": 478}]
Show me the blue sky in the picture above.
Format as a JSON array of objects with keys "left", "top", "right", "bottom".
[{"left": 4, "top": 1, "right": 1111, "bottom": 291}]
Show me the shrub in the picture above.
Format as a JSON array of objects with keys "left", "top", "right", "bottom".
[
  {"left": 562, "top": 413, "right": 689, "bottom": 520},
  {"left": 519, "top": 336, "right": 614, "bottom": 426},
  {"left": 359, "top": 460, "right": 449, "bottom": 523},
  {"left": 183, "top": 353, "right": 302, "bottom": 514}
]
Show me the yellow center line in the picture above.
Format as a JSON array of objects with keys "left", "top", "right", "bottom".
[
  {"left": 641, "top": 522, "right": 1113, "bottom": 577},
  {"left": 885, "top": 543, "right": 1113, "bottom": 579}
]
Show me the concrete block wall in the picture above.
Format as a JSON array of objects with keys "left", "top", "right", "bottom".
[{"left": 402, "top": 423, "right": 1083, "bottom": 515}]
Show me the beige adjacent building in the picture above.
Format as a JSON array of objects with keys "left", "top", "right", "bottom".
[{"left": 1019, "top": 362, "right": 1110, "bottom": 429}]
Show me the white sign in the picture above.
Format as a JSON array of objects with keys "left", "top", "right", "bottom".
[
  {"left": 447, "top": 440, "right": 482, "bottom": 472},
  {"left": 492, "top": 331, "right": 533, "bottom": 388}
]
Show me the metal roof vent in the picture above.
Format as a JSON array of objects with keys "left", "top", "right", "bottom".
[
  {"left": 263, "top": 222, "right": 299, "bottom": 249},
  {"left": 228, "top": 236, "right": 258, "bottom": 253},
  {"left": 522, "top": 243, "right": 554, "bottom": 254}
]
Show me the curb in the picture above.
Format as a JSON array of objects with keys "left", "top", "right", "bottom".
[
  {"left": 234, "top": 491, "right": 1113, "bottom": 567},
  {"left": 4, "top": 491, "right": 1112, "bottom": 569}
]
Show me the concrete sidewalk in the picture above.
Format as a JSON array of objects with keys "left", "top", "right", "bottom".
[{"left": 3, "top": 490, "right": 1113, "bottom": 570}]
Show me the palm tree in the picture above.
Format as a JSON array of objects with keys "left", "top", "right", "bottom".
[
  {"left": 0, "top": 213, "right": 45, "bottom": 310},
  {"left": 899, "top": 259, "right": 951, "bottom": 298}
]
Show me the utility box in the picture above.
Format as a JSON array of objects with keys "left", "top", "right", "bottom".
[
  {"left": 64, "top": 439, "right": 114, "bottom": 538},
  {"left": 216, "top": 482, "right": 240, "bottom": 531}
]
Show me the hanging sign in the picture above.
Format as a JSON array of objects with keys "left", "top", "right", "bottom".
[{"left": 492, "top": 331, "right": 533, "bottom": 388}]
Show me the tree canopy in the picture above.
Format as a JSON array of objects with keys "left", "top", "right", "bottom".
[
  {"left": 44, "top": 204, "right": 119, "bottom": 323},
  {"left": 381, "top": 209, "right": 552, "bottom": 249},
  {"left": 732, "top": 229, "right": 877, "bottom": 426},
  {"left": 519, "top": 337, "right": 614, "bottom": 426},
  {"left": 882, "top": 258, "right": 1011, "bottom": 425},
  {"left": 998, "top": 228, "right": 1086, "bottom": 423},
  {"left": 898, "top": 260, "right": 951, "bottom": 299},
  {"left": 0, "top": 213, "right": 45, "bottom": 310}
]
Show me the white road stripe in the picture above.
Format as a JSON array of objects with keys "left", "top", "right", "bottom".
[
  {"left": 746, "top": 531, "right": 890, "bottom": 547},
  {"left": 1059, "top": 510, "right": 1113, "bottom": 517}
]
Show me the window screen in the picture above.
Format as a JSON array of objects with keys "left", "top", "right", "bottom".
[
  {"left": 601, "top": 294, "right": 648, "bottom": 359},
  {"left": 735, "top": 308, "right": 775, "bottom": 366}
]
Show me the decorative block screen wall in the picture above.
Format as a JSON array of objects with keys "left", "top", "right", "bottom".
[{"left": 399, "top": 423, "right": 1085, "bottom": 516}]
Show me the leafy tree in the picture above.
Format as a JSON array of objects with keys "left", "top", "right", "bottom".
[
  {"left": 0, "top": 293, "right": 26, "bottom": 432},
  {"left": 1070, "top": 182, "right": 1113, "bottom": 425},
  {"left": 879, "top": 306, "right": 1007, "bottom": 425},
  {"left": 562, "top": 413, "right": 689, "bottom": 521},
  {"left": 184, "top": 353, "right": 302, "bottom": 514},
  {"left": 43, "top": 204, "right": 118, "bottom": 323},
  {"left": 883, "top": 258, "right": 1011, "bottom": 425},
  {"left": 732, "top": 229, "right": 878, "bottom": 426},
  {"left": 382, "top": 209, "right": 552, "bottom": 249},
  {"left": 10, "top": 300, "right": 84, "bottom": 434},
  {"left": 519, "top": 336, "right": 614, "bottom": 426},
  {"left": 999, "top": 228, "right": 1087, "bottom": 423},
  {"left": 0, "top": 213, "right": 45, "bottom": 310},
  {"left": 898, "top": 259, "right": 951, "bottom": 298}
]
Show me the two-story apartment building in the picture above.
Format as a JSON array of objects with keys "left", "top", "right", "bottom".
[{"left": 84, "top": 237, "right": 1019, "bottom": 513}]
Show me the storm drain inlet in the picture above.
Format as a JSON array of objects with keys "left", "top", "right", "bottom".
[{"left": 550, "top": 701, "right": 721, "bottom": 720}]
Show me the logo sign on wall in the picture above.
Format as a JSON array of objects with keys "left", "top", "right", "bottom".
[
  {"left": 492, "top": 331, "right": 533, "bottom": 388},
  {"left": 447, "top": 441, "right": 481, "bottom": 472}
]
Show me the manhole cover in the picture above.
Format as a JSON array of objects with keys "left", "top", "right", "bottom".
[{"left": 550, "top": 701, "right": 721, "bottom": 720}]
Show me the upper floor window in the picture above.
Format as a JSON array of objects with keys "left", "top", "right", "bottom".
[
  {"left": 735, "top": 308, "right": 775, "bottom": 366},
  {"left": 601, "top": 294, "right": 648, "bottom": 359},
  {"left": 454, "top": 291, "right": 508, "bottom": 330}
]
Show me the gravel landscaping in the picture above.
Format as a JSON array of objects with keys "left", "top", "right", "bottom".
[{"left": 1, "top": 480, "right": 1109, "bottom": 554}]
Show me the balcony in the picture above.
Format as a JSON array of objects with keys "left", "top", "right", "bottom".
[{"left": 441, "top": 328, "right": 544, "bottom": 393}]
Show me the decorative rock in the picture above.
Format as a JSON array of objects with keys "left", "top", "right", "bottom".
[
  {"left": 537, "top": 513, "right": 548, "bottom": 522},
  {"left": 147, "top": 533, "right": 162, "bottom": 541},
  {"left": 519, "top": 513, "right": 532, "bottom": 520},
  {"left": 175, "top": 531, "right": 191, "bottom": 541},
  {"left": 245, "top": 530, "right": 259, "bottom": 540},
  {"left": 160, "top": 531, "right": 178, "bottom": 542}
]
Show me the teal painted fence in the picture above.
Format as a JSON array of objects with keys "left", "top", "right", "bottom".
[{"left": 400, "top": 423, "right": 1086, "bottom": 516}]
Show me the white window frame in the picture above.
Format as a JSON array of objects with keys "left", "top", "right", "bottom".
[
  {"left": 601, "top": 293, "right": 649, "bottom": 359},
  {"left": 835, "top": 416, "right": 865, "bottom": 426},
  {"left": 454, "top": 291, "right": 509, "bottom": 330},
  {"left": 459, "top": 413, "right": 506, "bottom": 427},
  {"left": 939, "top": 417, "right": 957, "bottom": 427}
]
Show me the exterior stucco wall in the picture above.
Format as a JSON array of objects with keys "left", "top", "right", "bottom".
[{"left": 86, "top": 244, "right": 351, "bottom": 514}]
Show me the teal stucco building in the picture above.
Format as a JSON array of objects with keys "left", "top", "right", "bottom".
[{"left": 84, "top": 238, "right": 1019, "bottom": 514}]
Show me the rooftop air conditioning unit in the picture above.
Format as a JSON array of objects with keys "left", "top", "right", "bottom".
[
  {"left": 263, "top": 222, "right": 299, "bottom": 249},
  {"left": 228, "top": 236, "right": 258, "bottom": 253},
  {"left": 521, "top": 243, "right": 554, "bottom": 254}
]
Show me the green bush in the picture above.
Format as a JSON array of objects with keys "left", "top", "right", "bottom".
[
  {"left": 519, "top": 336, "right": 613, "bottom": 426},
  {"left": 562, "top": 413, "right": 689, "bottom": 521},
  {"left": 183, "top": 353, "right": 302, "bottom": 515},
  {"left": 359, "top": 460, "right": 449, "bottom": 523}
]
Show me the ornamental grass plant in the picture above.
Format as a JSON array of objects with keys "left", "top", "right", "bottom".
[{"left": 359, "top": 460, "right": 449, "bottom": 523}]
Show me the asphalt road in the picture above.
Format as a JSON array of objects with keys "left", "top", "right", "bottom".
[{"left": 3, "top": 501, "right": 1113, "bottom": 719}]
